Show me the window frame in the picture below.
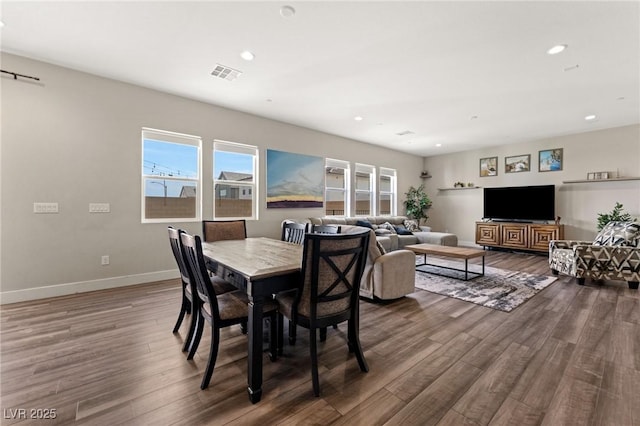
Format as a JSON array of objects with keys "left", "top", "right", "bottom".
[
  {"left": 141, "top": 128, "right": 202, "bottom": 224},
  {"left": 213, "top": 140, "right": 259, "bottom": 220},
  {"left": 354, "top": 163, "right": 376, "bottom": 216},
  {"left": 324, "top": 158, "right": 350, "bottom": 217},
  {"left": 379, "top": 167, "right": 397, "bottom": 216}
]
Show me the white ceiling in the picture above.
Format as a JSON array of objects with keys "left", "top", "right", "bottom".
[{"left": 1, "top": 1, "right": 638, "bottom": 156}]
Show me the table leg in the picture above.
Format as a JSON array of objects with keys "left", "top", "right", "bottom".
[
  {"left": 247, "top": 294, "right": 264, "bottom": 404},
  {"left": 465, "top": 259, "right": 468, "bottom": 281}
]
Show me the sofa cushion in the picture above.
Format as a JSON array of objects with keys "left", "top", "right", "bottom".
[{"left": 593, "top": 221, "right": 640, "bottom": 247}]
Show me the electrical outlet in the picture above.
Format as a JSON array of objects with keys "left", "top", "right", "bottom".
[
  {"left": 101, "top": 255, "right": 110, "bottom": 265},
  {"left": 33, "top": 202, "right": 59, "bottom": 214},
  {"left": 89, "top": 203, "right": 110, "bottom": 213}
]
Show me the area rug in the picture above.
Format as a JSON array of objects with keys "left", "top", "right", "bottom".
[{"left": 414, "top": 258, "right": 557, "bottom": 312}]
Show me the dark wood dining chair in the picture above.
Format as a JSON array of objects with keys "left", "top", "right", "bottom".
[
  {"left": 202, "top": 219, "right": 247, "bottom": 242},
  {"left": 179, "top": 231, "right": 279, "bottom": 390},
  {"left": 281, "top": 221, "right": 308, "bottom": 244},
  {"left": 311, "top": 224, "right": 341, "bottom": 234},
  {"left": 276, "top": 230, "right": 370, "bottom": 396},
  {"left": 168, "top": 227, "right": 236, "bottom": 352}
]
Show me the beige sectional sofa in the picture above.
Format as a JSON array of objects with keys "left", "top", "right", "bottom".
[
  {"left": 282, "top": 216, "right": 457, "bottom": 300},
  {"left": 307, "top": 216, "right": 458, "bottom": 252}
]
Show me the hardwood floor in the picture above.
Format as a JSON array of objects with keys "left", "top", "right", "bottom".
[{"left": 2, "top": 250, "right": 639, "bottom": 425}]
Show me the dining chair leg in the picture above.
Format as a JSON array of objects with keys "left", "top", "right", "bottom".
[
  {"left": 319, "top": 327, "right": 327, "bottom": 342},
  {"left": 288, "top": 320, "right": 297, "bottom": 345},
  {"left": 348, "top": 318, "right": 369, "bottom": 373},
  {"left": 201, "top": 326, "right": 220, "bottom": 390},
  {"left": 269, "top": 314, "right": 278, "bottom": 362},
  {"left": 187, "top": 312, "right": 204, "bottom": 360},
  {"left": 276, "top": 313, "right": 284, "bottom": 356},
  {"left": 309, "top": 327, "right": 320, "bottom": 397},
  {"left": 182, "top": 308, "right": 198, "bottom": 352},
  {"left": 173, "top": 294, "right": 190, "bottom": 333}
]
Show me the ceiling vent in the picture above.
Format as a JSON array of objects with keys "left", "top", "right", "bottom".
[
  {"left": 395, "top": 130, "right": 415, "bottom": 136},
  {"left": 211, "top": 64, "right": 242, "bottom": 81}
]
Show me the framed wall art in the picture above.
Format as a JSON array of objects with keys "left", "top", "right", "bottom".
[
  {"left": 505, "top": 154, "right": 530, "bottom": 173},
  {"left": 539, "top": 148, "right": 563, "bottom": 172},
  {"left": 266, "top": 149, "right": 324, "bottom": 208},
  {"left": 479, "top": 156, "right": 498, "bottom": 177}
]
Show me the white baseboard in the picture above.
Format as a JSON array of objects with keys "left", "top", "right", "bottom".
[{"left": 0, "top": 270, "right": 179, "bottom": 305}]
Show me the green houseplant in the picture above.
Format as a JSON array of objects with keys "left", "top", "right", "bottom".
[
  {"left": 597, "top": 202, "right": 636, "bottom": 231},
  {"left": 404, "top": 184, "right": 432, "bottom": 224}
]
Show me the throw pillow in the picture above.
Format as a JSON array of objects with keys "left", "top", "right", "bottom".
[
  {"left": 404, "top": 219, "right": 420, "bottom": 232},
  {"left": 356, "top": 220, "right": 374, "bottom": 229},
  {"left": 593, "top": 221, "right": 640, "bottom": 247},
  {"left": 394, "top": 225, "right": 413, "bottom": 235},
  {"left": 376, "top": 239, "right": 387, "bottom": 254},
  {"left": 378, "top": 221, "right": 397, "bottom": 233}
]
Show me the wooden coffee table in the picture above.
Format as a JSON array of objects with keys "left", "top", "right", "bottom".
[{"left": 405, "top": 243, "right": 486, "bottom": 281}]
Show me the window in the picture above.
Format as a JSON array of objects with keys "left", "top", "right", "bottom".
[
  {"left": 142, "top": 128, "right": 201, "bottom": 222},
  {"left": 379, "top": 167, "right": 397, "bottom": 216},
  {"left": 213, "top": 140, "right": 258, "bottom": 220},
  {"left": 355, "top": 163, "right": 375, "bottom": 216},
  {"left": 325, "top": 158, "right": 350, "bottom": 216}
]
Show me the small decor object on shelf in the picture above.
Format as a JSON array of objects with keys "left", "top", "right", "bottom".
[
  {"left": 467, "top": 182, "right": 474, "bottom": 187},
  {"left": 479, "top": 156, "right": 498, "bottom": 177},
  {"left": 505, "top": 154, "right": 530, "bottom": 173},
  {"left": 587, "top": 172, "right": 596, "bottom": 180},
  {"left": 420, "top": 170, "right": 431, "bottom": 178},
  {"left": 453, "top": 182, "right": 465, "bottom": 188},
  {"left": 539, "top": 148, "right": 563, "bottom": 172}
]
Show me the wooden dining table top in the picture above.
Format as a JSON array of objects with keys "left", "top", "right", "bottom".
[{"left": 201, "top": 237, "right": 303, "bottom": 281}]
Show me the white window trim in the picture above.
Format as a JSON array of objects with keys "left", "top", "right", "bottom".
[
  {"left": 325, "top": 158, "right": 350, "bottom": 217},
  {"left": 213, "top": 139, "right": 259, "bottom": 220},
  {"left": 354, "top": 163, "right": 376, "bottom": 216},
  {"left": 141, "top": 127, "right": 202, "bottom": 223},
  {"left": 379, "top": 167, "right": 397, "bottom": 216}
]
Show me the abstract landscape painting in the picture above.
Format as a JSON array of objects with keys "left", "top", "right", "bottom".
[{"left": 266, "top": 149, "right": 324, "bottom": 208}]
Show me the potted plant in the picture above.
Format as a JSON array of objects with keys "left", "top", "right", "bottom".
[
  {"left": 597, "top": 202, "right": 636, "bottom": 231},
  {"left": 404, "top": 184, "right": 432, "bottom": 224}
]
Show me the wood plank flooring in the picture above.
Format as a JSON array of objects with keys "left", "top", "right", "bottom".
[{"left": 2, "top": 250, "right": 639, "bottom": 425}]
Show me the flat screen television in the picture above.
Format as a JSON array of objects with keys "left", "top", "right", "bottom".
[{"left": 483, "top": 185, "right": 555, "bottom": 222}]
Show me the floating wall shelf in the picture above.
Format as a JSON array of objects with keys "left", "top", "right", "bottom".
[
  {"left": 438, "top": 186, "right": 482, "bottom": 191},
  {"left": 562, "top": 177, "right": 640, "bottom": 184}
]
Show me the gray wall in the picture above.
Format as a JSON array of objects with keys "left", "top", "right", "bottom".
[
  {"left": 423, "top": 125, "right": 640, "bottom": 245},
  {"left": 0, "top": 53, "right": 424, "bottom": 302}
]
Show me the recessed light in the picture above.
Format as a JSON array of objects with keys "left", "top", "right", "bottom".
[
  {"left": 240, "top": 51, "right": 255, "bottom": 61},
  {"left": 0, "top": 21, "right": 5, "bottom": 28},
  {"left": 280, "top": 5, "right": 296, "bottom": 18},
  {"left": 354, "top": 116, "right": 363, "bottom": 121},
  {"left": 470, "top": 115, "right": 478, "bottom": 120},
  {"left": 585, "top": 114, "right": 597, "bottom": 121},
  {"left": 436, "top": 143, "right": 442, "bottom": 147},
  {"left": 547, "top": 44, "right": 567, "bottom": 55}
]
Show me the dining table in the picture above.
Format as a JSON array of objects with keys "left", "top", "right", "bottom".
[{"left": 201, "top": 237, "right": 303, "bottom": 404}]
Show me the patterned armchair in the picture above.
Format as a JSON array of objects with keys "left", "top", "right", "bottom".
[{"left": 549, "top": 221, "right": 640, "bottom": 289}]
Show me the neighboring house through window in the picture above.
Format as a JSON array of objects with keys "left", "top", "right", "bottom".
[
  {"left": 213, "top": 140, "right": 258, "bottom": 220},
  {"left": 325, "top": 158, "right": 350, "bottom": 216},
  {"left": 141, "top": 128, "right": 201, "bottom": 223}
]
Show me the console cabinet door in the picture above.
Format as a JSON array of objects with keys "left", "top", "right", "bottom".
[
  {"left": 501, "top": 223, "right": 528, "bottom": 249},
  {"left": 529, "top": 224, "right": 564, "bottom": 252},
  {"left": 476, "top": 222, "right": 500, "bottom": 246}
]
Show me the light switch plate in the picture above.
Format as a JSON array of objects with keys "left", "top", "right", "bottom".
[
  {"left": 34, "top": 202, "right": 59, "bottom": 213},
  {"left": 89, "top": 203, "right": 110, "bottom": 213}
]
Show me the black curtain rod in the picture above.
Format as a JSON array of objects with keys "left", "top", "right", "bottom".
[{"left": 1, "top": 69, "right": 40, "bottom": 81}]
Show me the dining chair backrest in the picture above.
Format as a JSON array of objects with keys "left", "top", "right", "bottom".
[
  {"left": 202, "top": 220, "right": 247, "bottom": 243},
  {"left": 168, "top": 226, "right": 190, "bottom": 286},
  {"left": 295, "top": 230, "right": 369, "bottom": 324},
  {"left": 311, "top": 224, "right": 341, "bottom": 234},
  {"left": 281, "top": 221, "right": 308, "bottom": 244},
  {"left": 180, "top": 232, "right": 221, "bottom": 321}
]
